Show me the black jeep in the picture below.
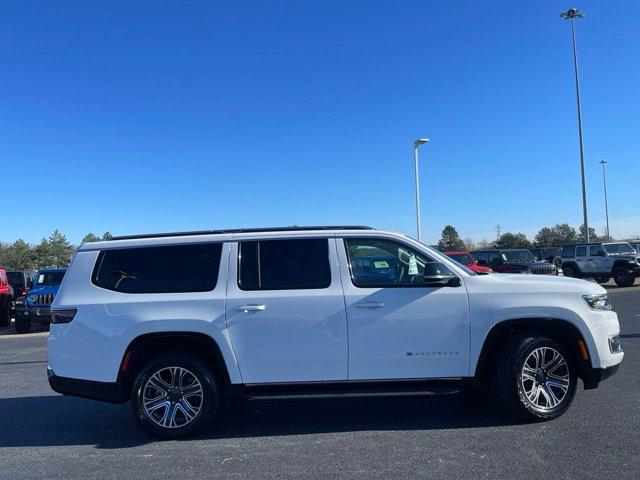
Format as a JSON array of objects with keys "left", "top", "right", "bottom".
[{"left": 471, "top": 249, "right": 559, "bottom": 275}]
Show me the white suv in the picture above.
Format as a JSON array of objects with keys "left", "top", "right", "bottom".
[{"left": 48, "top": 226, "right": 623, "bottom": 438}]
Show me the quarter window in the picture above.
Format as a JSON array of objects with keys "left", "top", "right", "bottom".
[
  {"left": 344, "top": 238, "right": 453, "bottom": 287},
  {"left": 93, "top": 243, "right": 222, "bottom": 293},
  {"left": 238, "top": 238, "right": 331, "bottom": 290}
]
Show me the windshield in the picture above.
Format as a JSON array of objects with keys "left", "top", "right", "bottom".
[
  {"left": 447, "top": 253, "right": 474, "bottom": 265},
  {"left": 6, "top": 272, "right": 24, "bottom": 285},
  {"left": 501, "top": 250, "right": 535, "bottom": 262},
  {"left": 603, "top": 243, "right": 635, "bottom": 255},
  {"left": 34, "top": 271, "right": 65, "bottom": 286}
]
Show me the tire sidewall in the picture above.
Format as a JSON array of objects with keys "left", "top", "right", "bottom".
[
  {"left": 130, "top": 355, "right": 219, "bottom": 438},
  {"left": 0, "top": 300, "right": 10, "bottom": 326},
  {"left": 511, "top": 337, "right": 577, "bottom": 420},
  {"left": 563, "top": 265, "right": 577, "bottom": 278},
  {"left": 14, "top": 316, "right": 31, "bottom": 333},
  {"left": 613, "top": 269, "right": 634, "bottom": 287}
]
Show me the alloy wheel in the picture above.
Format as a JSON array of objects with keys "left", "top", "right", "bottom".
[
  {"left": 142, "top": 366, "right": 204, "bottom": 429},
  {"left": 520, "top": 347, "right": 570, "bottom": 410}
]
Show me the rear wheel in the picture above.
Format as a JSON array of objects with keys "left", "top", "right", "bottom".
[
  {"left": 613, "top": 268, "right": 635, "bottom": 288},
  {"left": 594, "top": 276, "right": 610, "bottom": 284},
  {"left": 14, "top": 316, "right": 31, "bottom": 334},
  {"left": 130, "top": 354, "right": 219, "bottom": 439},
  {"left": 493, "top": 335, "right": 576, "bottom": 421},
  {"left": 562, "top": 265, "right": 578, "bottom": 278}
]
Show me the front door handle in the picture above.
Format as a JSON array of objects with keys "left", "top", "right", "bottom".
[
  {"left": 354, "top": 302, "right": 385, "bottom": 308},
  {"left": 236, "top": 304, "right": 266, "bottom": 312}
]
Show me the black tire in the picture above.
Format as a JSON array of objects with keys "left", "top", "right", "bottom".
[
  {"left": 492, "top": 335, "right": 577, "bottom": 421},
  {"left": 562, "top": 265, "right": 578, "bottom": 278},
  {"left": 0, "top": 301, "right": 10, "bottom": 327},
  {"left": 613, "top": 268, "right": 635, "bottom": 288},
  {"left": 14, "top": 316, "right": 31, "bottom": 334},
  {"left": 130, "top": 354, "right": 219, "bottom": 439},
  {"left": 594, "top": 276, "right": 611, "bottom": 284},
  {"left": 549, "top": 255, "right": 562, "bottom": 267}
]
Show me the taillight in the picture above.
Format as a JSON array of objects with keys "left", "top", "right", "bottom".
[{"left": 51, "top": 308, "right": 77, "bottom": 324}]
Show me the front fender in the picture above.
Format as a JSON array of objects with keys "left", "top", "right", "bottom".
[{"left": 469, "top": 305, "right": 598, "bottom": 376}]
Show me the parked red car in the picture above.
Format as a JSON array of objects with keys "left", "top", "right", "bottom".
[
  {"left": 444, "top": 251, "right": 492, "bottom": 274},
  {"left": 0, "top": 269, "right": 10, "bottom": 326}
]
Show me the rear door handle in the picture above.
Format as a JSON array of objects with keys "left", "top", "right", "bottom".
[
  {"left": 236, "top": 304, "right": 266, "bottom": 312},
  {"left": 355, "top": 302, "right": 385, "bottom": 308}
]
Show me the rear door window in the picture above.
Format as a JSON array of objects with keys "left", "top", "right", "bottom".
[
  {"left": 93, "top": 243, "right": 222, "bottom": 293},
  {"left": 589, "top": 245, "right": 604, "bottom": 257},
  {"left": 576, "top": 246, "right": 587, "bottom": 257},
  {"left": 488, "top": 252, "right": 502, "bottom": 263},
  {"left": 238, "top": 238, "right": 331, "bottom": 291}
]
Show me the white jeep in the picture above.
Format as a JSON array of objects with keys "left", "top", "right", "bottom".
[{"left": 48, "top": 226, "right": 623, "bottom": 438}]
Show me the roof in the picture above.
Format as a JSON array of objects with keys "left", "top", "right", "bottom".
[
  {"left": 111, "top": 225, "right": 374, "bottom": 241},
  {"left": 563, "top": 242, "right": 623, "bottom": 247}
]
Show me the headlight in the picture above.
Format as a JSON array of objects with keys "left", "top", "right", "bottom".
[
  {"left": 583, "top": 293, "right": 612, "bottom": 310},
  {"left": 26, "top": 294, "right": 37, "bottom": 305}
]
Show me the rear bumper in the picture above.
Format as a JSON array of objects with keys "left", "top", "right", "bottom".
[
  {"left": 582, "top": 363, "right": 621, "bottom": 390},
  {"left": 47, "top": 368, "right": 127, "bottom": 403}
]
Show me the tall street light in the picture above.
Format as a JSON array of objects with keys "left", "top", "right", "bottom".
[
  {"left": 560, "top": 7, "right": 590, "bottom": 243},
  {"left": 599, "top": 159, "right": 610, "bottom": 241},
  {"left": 413, "top": 138, "right": 430, "bottom": 242}
]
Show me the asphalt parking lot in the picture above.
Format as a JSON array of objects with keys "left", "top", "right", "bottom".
[{"left": 0, "top": 286, "right": 638, "bottom": 480}]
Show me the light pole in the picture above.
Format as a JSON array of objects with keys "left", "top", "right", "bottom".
[
  {"left": 599, "top": 159, "right": 610, "bottom": 241},
  {"left": 560, "top": 7, "right": 589, "bottom": 243},
  {"left": 413, "top": 138, "right": 430, "bottom": 242}
]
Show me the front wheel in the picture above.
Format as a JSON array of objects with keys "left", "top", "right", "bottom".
[
  {"left": 613, "top": 268, "right": 635, "bottom": 287},
  {"left": 14, "top": 316, "right": 31, "bottom": 334},
  {"left": 130, "top": 355, "right": 220, "bottom": 439},
  {"left": 493, "top": 336, "right": 576, "bottom": 421}
]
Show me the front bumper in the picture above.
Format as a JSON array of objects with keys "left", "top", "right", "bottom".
[
  {"left": 27, "top": 306, "right": 53, "bottom": 324},
  {"left": 47, "top": 368, "right": 127, "bottom": 404},
  {"left": 582, "top": 363, "right": 621, "bottom": 390}
]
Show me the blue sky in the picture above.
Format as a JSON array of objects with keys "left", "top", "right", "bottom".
[{"left": 2, "top": 0, "right": 639, "bottom": 245}]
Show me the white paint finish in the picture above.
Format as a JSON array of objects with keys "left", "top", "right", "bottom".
[
  {"left": 49, "top": 228, "right": 623, "bottom": 387},
  {"left": 464, "top": 273, "right": 623, "bottom": 371},
  {"left": 336, "top": 237, "right": 471, "bottom": 380},
  {"left": 49, "top": 245, "right": 242, "bottom": 383},
  {"left": 224, "top": 239, "right": 348, "bottom": 383}
]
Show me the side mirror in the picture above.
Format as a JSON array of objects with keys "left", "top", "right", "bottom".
[
  {"left": 421, "top": 263, "right": 459, "bottom": 286},
  {"left": 423, "top": 273, "right": 459, "bottom": 286},
  {"left": 598, "top": 251, "right": 606, "bottom": 257}
]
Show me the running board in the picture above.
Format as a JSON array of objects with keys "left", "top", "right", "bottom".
[{"left": 227, "top": 380, "right": 461, "bottom": 401}]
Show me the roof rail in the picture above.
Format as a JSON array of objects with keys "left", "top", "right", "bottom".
[{"left": 111, "top": 225, "right": 374, "bottom": 241}]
